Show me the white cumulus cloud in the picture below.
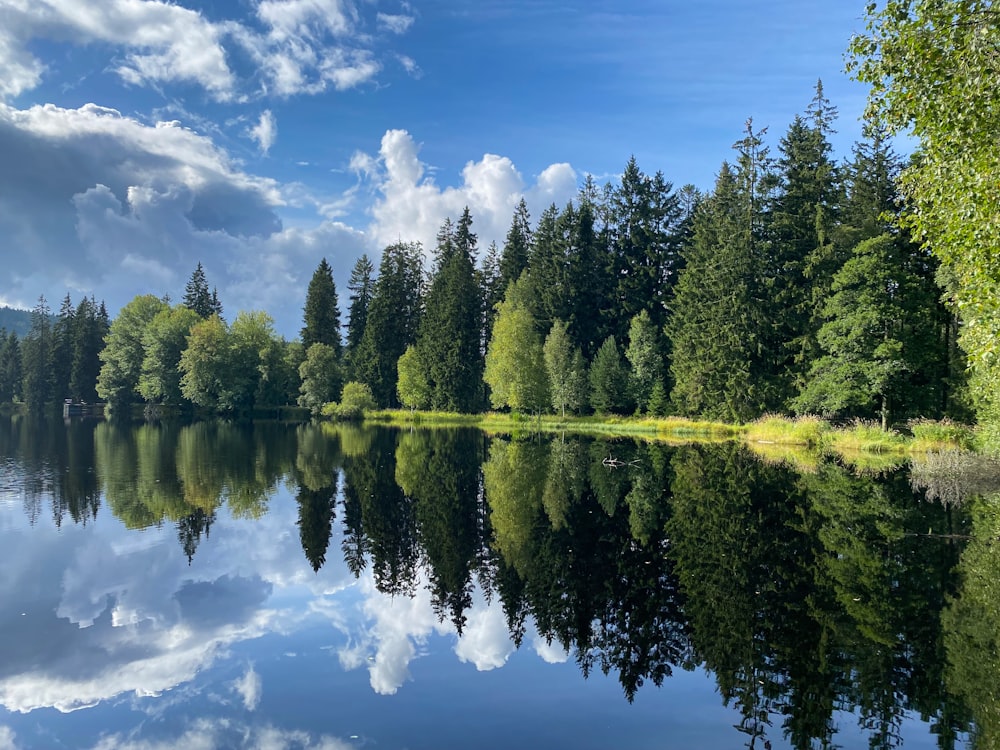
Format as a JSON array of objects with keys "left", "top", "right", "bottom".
[{"left": 359, "top": 129, "right": 578, "bottom": 264}]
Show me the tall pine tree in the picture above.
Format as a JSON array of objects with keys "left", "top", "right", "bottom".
[
  {"left": 354, "top": 242, "right": 424, "bottom": 406},
  {"left": 416, "top": 208, "right": 484, "bottom": 412},
  {"left": 301, "top": 257, "right": 342, "bottom": 355}
]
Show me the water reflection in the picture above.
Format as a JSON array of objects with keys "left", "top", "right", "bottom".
[{"left": 0, "top": 413, "right": 993, "bottom": 748}]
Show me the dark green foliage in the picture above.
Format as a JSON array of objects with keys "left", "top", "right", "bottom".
[
  {"left": 182, "top": 262, "right": 222, "bottom": 319},
  {"left": 478, "top": 240, "right": 503, "bottom": 341},
  {"left": 0, "top": 306, "right": 34, "bottom": 337},
  {"left": 792, "top": 233, "right": 947, "bottom": 427},
  {"left": 296, "top": 480, "right": 337, "bottom": 572},
  {"left": 589, "top": 336, "right": 631, "bottom": 415},
  {"left": 500, "top": 198, "right": 532, "bottom": 292},
  {"left": 301, "top": 258, "right": 342, "bottom": 355},
  {"left": 354, "top": 242, "right": 424, "bottom": 407},
  {"left": 668, "top": 155, "right": 773, "bottom": 422},
  {"left": 417, "top": 212, "right": 484, "bottom": 412},
  {"left": 51, "top": 294, "right": 75, "bottom": 400},
  {"left": 345, "top": 253, "right": 374, "bottom": 375},
  {"left": 527, "top": 201, "right": 608, "bottom": 357},
  {"left": 605, "top": 157, "right": 685, "bottom": 338},
  {"left": 770, "top": 85, "right": 843, "bottom": 401},
  {"left": 21, "top": 297, "right": 53, "bottom": 412},
  {"left": 0, "top": 330, "right": 22, "bottom": 402},
  {"left": 70, "top": 297, "right": 109, "bottom": 402}
]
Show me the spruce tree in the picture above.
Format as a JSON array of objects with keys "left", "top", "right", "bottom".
[
  {"left": 589, "top": 336, "right": 630, "bottom": 415},
  {"left": 21, "top": 296, "right": 53, "bottom": 412},
  {"left": 770, "top": 83, "right": 842, "bottom": 403},
  {"left": 500, "top": 198, "right": 532, "bottom": 292},
  {"left": 301, "top": 258, "right": 342, "bottom": 355},
  {"left": 793, "top": 233, "right": 947, "bottom": 427},
  {"left": 183, "top": 263, "right": 216, "bottom": 318},
  {"left": 605, "top": 157, "right": 683, "bottom": 337},
  {"left": 51, "top": 294, "right": 75, "bottom": 399},
  {"left": 417, "top": 211, "right": 484, "bottom": 412},
  {"left": 70, "top": 296, "right": 108, "bottom": 402},
  {"left": 0, "top": 330, "right": 21, "bottom": 403},
  {"left": 345, "top": 254, "right": 374, "bottom": 372},
  {"left": 668, "top": 149, "right": 773, "bottom": 422},
  {"left": 354, "top": 242, "right": 424, "bottom": 406},
  {"left": 479, "top": 241, "right": 503, "bottom": 342}
]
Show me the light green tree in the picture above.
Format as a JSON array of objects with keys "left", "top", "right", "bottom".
[
  {"left": 139, "top": 305, "right": 200, "bottom": 405},
  {"left": 484, "top": 276, "right": 549, "bottom": 413},
  {"left": 624, "top": 310, "right": 664, "bottom": 415},
  {"left": 848, "top": 0, "right": 1000, "bottom": 434},
  {"left": 543, "top": 320, "right": 586, "bottom": 417},
  {"left": 298, "top": 343, "right": 343, "bottom": 416},
  {"left": 179, "top": 314, "right": 230, "bottom": 410},
  {"left": 98, "top": 294, "right": 169, "bottom": 410},
  {"left": 396, "top": 344, "right": 431, "bottom": 411}
]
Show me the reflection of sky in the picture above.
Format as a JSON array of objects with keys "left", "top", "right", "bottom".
[{"left": 0, "top": 478, "right": 949, "bottom": 750}]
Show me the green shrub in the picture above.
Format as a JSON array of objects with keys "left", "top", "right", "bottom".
[{"left": 322, "top": 381, "right": 376, "bottom": 421}]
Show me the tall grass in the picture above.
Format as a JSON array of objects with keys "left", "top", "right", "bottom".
[
  {"left": 908, "top": 418, "right": 976, "bottom": 452},
  {"left": 744, "top": 414, "right": 830, "bottom": 447}
]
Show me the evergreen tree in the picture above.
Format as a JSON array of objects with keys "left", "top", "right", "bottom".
[
  {"left": 417, "top": 211, "right": 484, "bottom": 411},
  {"left": 183, "top": 262, "right": 217, "bottom": 318},
  {"left": 354, "top": 242, "right": 424, "bottom": 406},
  {"left": 770, "top": 83, "right": 843, "bottom": 403},
  {"left": 345, "top": 253, "right": 375, "bottom": 372},
  {"left": 793, "top": 233, "right": 947, "bottom": 428},
  {"left": 479, "top": 240, "right": 504, "bottom": 341},
  {"left": 70, "top": 297, "right": 109, "bottom": 402},
  {"left": 0, "top": 330, "right": 21, "bottom": 403},
  {"left": 668, "top": 144, "right": 773, "bottom": 422},
  {"left": 605, "top": 157, "right": 684, "bottom": 337},
  {"left": 301, "top": 258, "right": 342, "bottom": 355},
  {"left": 51, "top": 294, "right": 75, "bottom": 399},
  {"left": 500, "top": 198, "right": 532, "bottom": 292},
  {"left": 526, "top": 203, "right": 568, "bottom": 328},
  {"left": 589, "top": 335, "right": 630, "bottom": 415},
  {"left": 21, "top": 297, "right": 53, "bottom": 412}
]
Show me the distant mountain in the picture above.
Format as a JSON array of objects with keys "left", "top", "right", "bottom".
[{"left": 0, "top": 306, "right": 34, "bottom": 337}]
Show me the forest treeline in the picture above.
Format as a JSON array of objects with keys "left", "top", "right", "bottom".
[{"left": 0, "top": 80, "right": 976, "bottom": 428}]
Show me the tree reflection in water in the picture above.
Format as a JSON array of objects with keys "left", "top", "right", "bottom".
[{"left": 1, "top": 413, "right": 991, "bottom": 748}]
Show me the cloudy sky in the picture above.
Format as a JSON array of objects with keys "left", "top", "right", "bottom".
[{"left": 0, "top": 0, "right": 871, "bottom": 336}]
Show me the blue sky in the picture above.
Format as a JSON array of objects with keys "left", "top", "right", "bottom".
[{"left": 0, "top": 0, "right": 872, "bottom": 336}]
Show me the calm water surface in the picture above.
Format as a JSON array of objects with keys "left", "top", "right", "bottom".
[{"left": 0, "top": 415, "right": 995, "bottom": 749}]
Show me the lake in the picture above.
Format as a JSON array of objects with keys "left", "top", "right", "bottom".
[{"left": 0, "top": 415, "right": 994, "bottom": 749}]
